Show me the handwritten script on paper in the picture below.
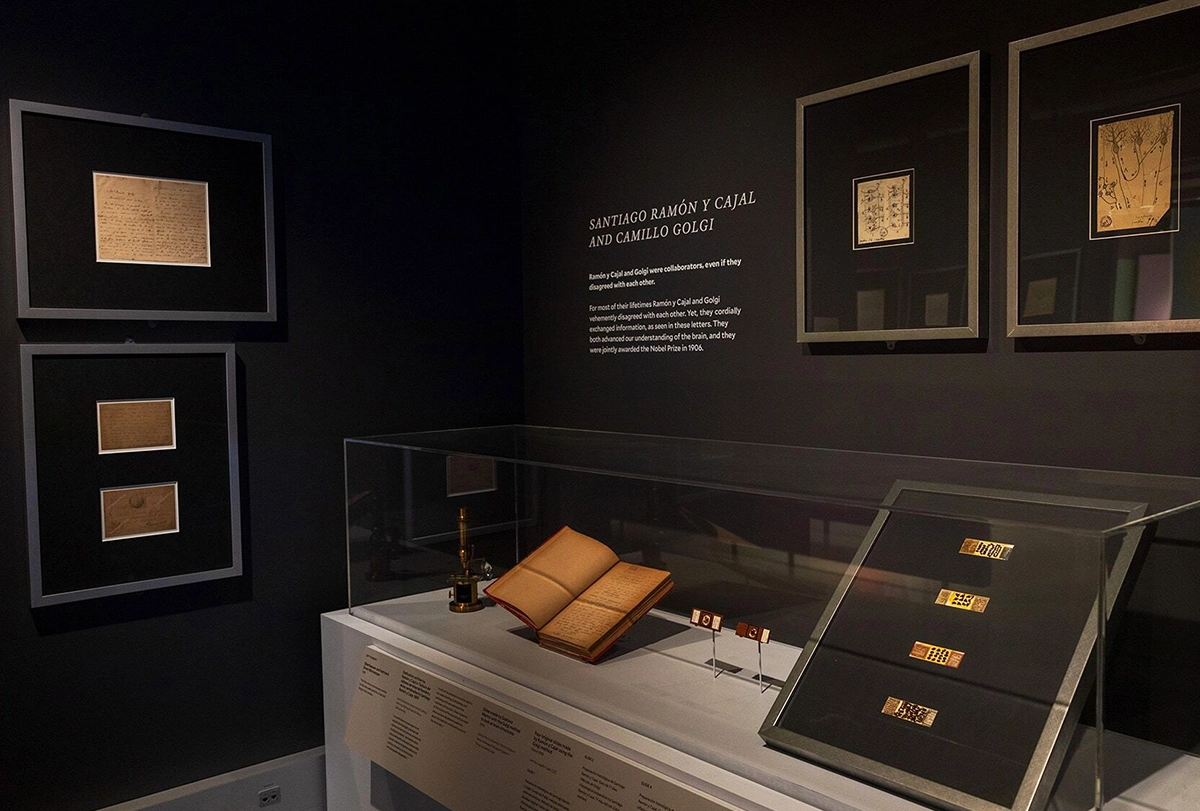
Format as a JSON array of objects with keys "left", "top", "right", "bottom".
[
  {"left": 486, "top": 527, "right": 673, "bottom": 661},
  {"left": 97, "top": 399, "right": 175, "bottom": 453},
  {"left": 101, "top": 483, "right": 178, "bottom": 541},
  {"left": 855, "top": 171, "right": 912, "bottom": 247},
  {"left": 93, "top": 172, "right": 211, "bottom": 265},
  {"left": 484, "top": 527, "right": 619, "bottom": 629}
]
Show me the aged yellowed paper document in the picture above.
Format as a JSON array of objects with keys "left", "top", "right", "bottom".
[
  {"left": 1095, "top": 107, "right": 1175, "bottom": 235},
  {"left": 101, "top": 482, "right": 178, "bottom": 540},
  {"left": 540, "top": 562, "right": 671, "bottom": 653},
  {"left": 855, "top": 171, "right": 912, "bottom": 247},
  {"left": 485, "top": 526, "right": 673, "bottom": 661},
  {"left": 93, "top": 172, "right": 210, "bottom": 265},
  {"left": 97, "top": 398, "right": 175, "bottom": 453},
  {"left": 484, "top": 527, "right": 618, "bottom": 628}
]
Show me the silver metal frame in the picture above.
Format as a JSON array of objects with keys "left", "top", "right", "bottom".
[
  {"left": 22, "top": 343, "right": 243, "bottom": 607},
  {"left": 10, "top": 99, "right": 276, "bottom": 321},
  {"left": 760, "top": 480, "right": 1147, "bottom": 811},
  {"left": 797, "top": 52, "right": 981, "bottom": 343},
  {"left": 1007, "top": 0, "right": 1200, "bottom": 337}
]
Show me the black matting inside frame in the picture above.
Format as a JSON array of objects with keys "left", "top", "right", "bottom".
[
  {"left": 19, "top": 110, "right": 268, "bottom": 315},
  {"left": 31, "top": 352, "right": 233, "bottom": 596}
]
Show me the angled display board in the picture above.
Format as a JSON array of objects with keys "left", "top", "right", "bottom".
[{"left": 760, "top": 481, "right": 1148, "bottom": 811}]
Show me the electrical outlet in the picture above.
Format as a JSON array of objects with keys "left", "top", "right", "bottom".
[{"left": 258, "top": 784, "right": 281, "bottom": 806}]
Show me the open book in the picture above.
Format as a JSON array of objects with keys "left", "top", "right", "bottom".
[{"left": 484, "top": 526, "right": 673, "bottom": 663}]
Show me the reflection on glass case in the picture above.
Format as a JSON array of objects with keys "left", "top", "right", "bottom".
[
  {"left": 1008, "top": 1, "right": 1200, "bottom": 337},
  {"left": 761, "top": 482, "right": 1148, "bottom": 811},
  {"left": 797, "top": 52, "right": 982, "bottom": 342},
  {"left": 345, "top": 427, "right": 1200, "bottom": 811}
]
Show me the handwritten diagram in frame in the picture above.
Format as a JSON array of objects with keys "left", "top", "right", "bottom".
[
  {"left": 1091, "top": 104, "right": 1180, "bottom": 240},
  {"left": 854, "top": 169, "right": 914, "bottom": 249}
]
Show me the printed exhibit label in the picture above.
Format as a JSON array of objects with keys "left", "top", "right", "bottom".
[
  {"left": 93, "top": 172, "right": 211, "bottom": 266},
  {"left": 345, "top": 645, "right": 736, "bottom": 811}
]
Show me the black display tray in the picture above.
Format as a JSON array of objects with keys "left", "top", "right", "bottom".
[{"left": 760, "top": 481, "right": 1148, "bottom": 811}]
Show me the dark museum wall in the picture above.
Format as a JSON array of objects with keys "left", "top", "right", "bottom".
[
  {"left": 521, "top": 0, "right": 1200, "bottom": 474},
  {"left": 0, "top": 3, "right": 523, "bottom": 810},
  {"left": 521, "top": 0, "right": 1200, "bottom": 752}
]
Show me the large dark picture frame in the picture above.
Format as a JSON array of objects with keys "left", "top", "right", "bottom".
[
  {"left": 1008, "top": 0, "right": 1200, "bottom": 337},
  {"left": 22, "top": 344, "right": 243, "bottom": 607},
  {"left": 797, "top": 52, "right": 982, "bottom": 343},
  {"left": 11, "top": 99, "right": 276, "bottom": 320},
  {"left": 760, "top": 481, "right": 1148, "bottom": 811}
]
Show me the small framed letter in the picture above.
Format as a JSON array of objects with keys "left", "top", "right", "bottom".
[
  {"left": 11, "top": 99, "right": 275, "bottom": 320},
  {"left": 22, "top": 344, "right": 242, "bottom": 607},
  {"left": 97, "top": 399, "right": 176, "bottom": 454},
  {"left": 93, "top": 172, "right": 212, "bottom": 266},
  {"left": 101, "top": 483, "right": 180, "bottom": 541}
]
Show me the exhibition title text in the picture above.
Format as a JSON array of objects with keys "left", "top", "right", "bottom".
[{"left": 587, "top": 191, "right": 756, "bottom": 248}]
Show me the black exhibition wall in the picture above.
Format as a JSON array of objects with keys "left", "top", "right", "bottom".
[
  {"left": 0, "top": 3, "right": 522, "bottom": 809},
  {"left": 522, "top": 0, "right": 1200, "bottom": 471},
  {"left": 521, "top": 0, "right": 1200, "bottom": 751}
]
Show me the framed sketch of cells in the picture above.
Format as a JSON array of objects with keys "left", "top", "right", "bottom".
[{"left": 1008, "top": 0, "right": 1200, "bottom": 337}]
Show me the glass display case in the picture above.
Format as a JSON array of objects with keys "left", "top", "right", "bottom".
[{"left": 344, "top": 426, "right": 1200, "bottom": 811}]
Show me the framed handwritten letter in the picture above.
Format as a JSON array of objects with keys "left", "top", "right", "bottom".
[
  {"left": 21, "top": 344, "right": 242, "bottom": 607},
  {"left": 797, "top": 52, "right": 982, "bottom": 343},
  {"left": 1008, "top": 0, "right": 1200, "bottom": 337},
  {"left": 10, "top": 99, "right": 275, "bottom": 320}
]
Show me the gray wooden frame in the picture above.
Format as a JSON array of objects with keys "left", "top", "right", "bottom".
[
  {"left": 797, "top": 52, "right": 982, "bottom": 343},
  {"left": 10, "top": 99, "right": 276, "bottom": 321},
  {"left": 760, "top": 480, "right": 1148, "bottom": 811},
  {"left": 1006, "top": 0, "right": 1200, "bottom": 337},
  {"left": 22, "top": 343, "right": 243, "bottom": 607}
]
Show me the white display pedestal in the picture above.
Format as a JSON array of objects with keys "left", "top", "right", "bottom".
[
  {"left": 323, "top": 591, "right": 920, "bottom": 811},
  {"left": 321, "top": 592, "right": 1199, "bottom": 811}
]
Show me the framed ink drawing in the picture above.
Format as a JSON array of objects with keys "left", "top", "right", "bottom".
[
  {"left": 797, "top": 52, "right": 982, "bottom": 342},
  {"left": 760, "top": 481, "right": 1149, "bottom": 811},
  {"left": 22, "top": 344, "right": 242, "bottom": 606},
  {"left": 1008, "top": 0, "right": 1200, "bottom": 336},
  {"left": 11, "top": 99, "right": 276, "bottom": 320}
]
